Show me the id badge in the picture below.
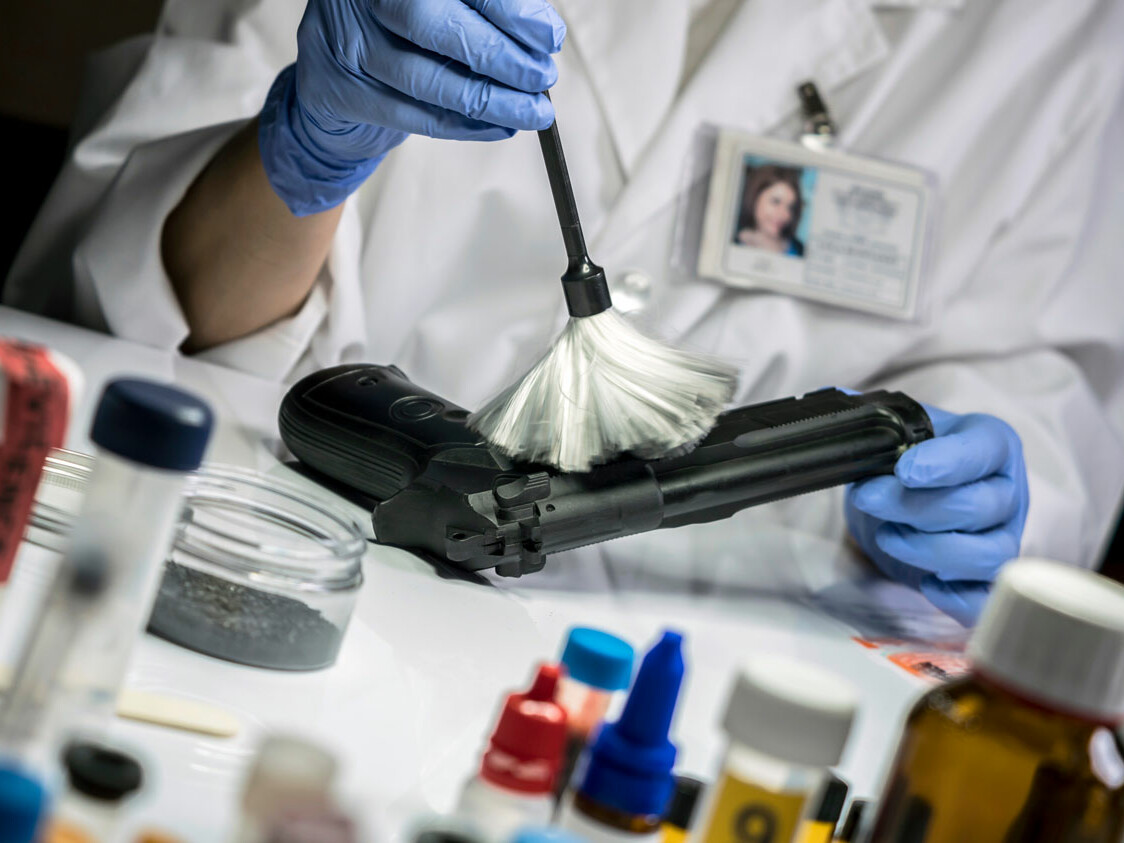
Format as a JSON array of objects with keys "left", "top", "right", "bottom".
[{"left": 696, "top": 131, "right": 937, "bottom": 320}]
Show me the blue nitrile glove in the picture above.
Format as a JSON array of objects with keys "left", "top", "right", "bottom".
[
  {"left": 845, "top": 404, "right": 1029, "bottom": 626},
  {"left": 259, "top": 0, "right": 566, "bottom": 215}
]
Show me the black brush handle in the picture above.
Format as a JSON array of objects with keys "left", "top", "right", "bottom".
[{"left": 537, "top": 97, "right": 612, "bottom": 317}]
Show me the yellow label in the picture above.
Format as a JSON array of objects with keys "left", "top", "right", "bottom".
[{"left": 698, "top": 774, "right": 808, "bottom": 843}]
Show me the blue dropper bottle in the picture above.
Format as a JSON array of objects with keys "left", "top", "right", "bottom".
[{"left": 561, "top": 630, "right": 685, "bottom": 843}]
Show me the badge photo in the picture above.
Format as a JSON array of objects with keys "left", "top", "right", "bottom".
[{"left": 697, "top": 132, "right": 936, "bottom": 321}]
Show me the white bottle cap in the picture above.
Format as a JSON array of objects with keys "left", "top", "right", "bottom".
[
  {"left": 967, "top": 558, "right": 1124, "bottom": 721},
  {"left": 721, "top": 655, "right": 858, "bottom": 767},
  {"left": 242, "top": 735, "right": 337, "bottom": 812}
]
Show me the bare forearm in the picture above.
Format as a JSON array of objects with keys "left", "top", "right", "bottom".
[{"left": 162, "top": 118, "right": 344, "bottom": 352}]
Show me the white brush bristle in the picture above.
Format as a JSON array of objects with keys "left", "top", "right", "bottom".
[{"left": 468, "top": 309, "right": 738, "bottom": 472}]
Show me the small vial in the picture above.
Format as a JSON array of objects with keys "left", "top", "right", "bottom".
[
  {"left": 833, "top": 799, "right": 868, "bottom": 843},
  {"left": 456, "top": 665, "right": 567, "bottom": 842},
  {"left": 555, "top": 628, "right": 634, "bottom": 802},
  {"left": 561, "top": 631, "right": 686, "bottom": 843},
  {"left": 45, "top": 742, "right": 143, "bottom": 843},
  {"left": 869, "top": 558, "right": 1124, "bottom": 842},
  {"left": 660, "top": 776, "right": 704, "bottom": 843},
  {"left": 794, "top": 773, "right": 848, "bottom": 843},
  {"left": 0, "top": 545, "right": 107, "bottom": 765},
  {"left": 234, "top": 735, "right": 338, "bottom": 843},
  {"left": 55, "top": 379, "right": 213, "bottom": 723},
  {"left": 693, "top": 656, "right": 857, "bottom": 843}
]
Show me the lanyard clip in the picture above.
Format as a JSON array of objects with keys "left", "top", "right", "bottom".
[{"left": 797, "top": 81, "right": 837, "bottom": 151}]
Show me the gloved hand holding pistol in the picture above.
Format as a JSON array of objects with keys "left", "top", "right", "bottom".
[
  {"left": 846, "top": 405, "right": 1030, "bottom": 625},
  {"left": 259, "top": 0, "right": 566, "bottom": 215}
]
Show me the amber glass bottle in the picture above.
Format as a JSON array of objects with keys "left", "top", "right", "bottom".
[{"left": 870, "top": 559, "right": 1124, "bottom": 843}]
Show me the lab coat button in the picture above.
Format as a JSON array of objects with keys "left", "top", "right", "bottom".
[{"left": 611, "top": 271, "right": 653, "bottom": 313}]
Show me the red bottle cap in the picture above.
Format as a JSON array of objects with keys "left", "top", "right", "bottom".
[{"left": 480, "top": 664, "right": 568, "bottom": 795}]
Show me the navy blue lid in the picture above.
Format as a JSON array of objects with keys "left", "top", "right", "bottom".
[
  {"left": 90, "top": 378, "right": 214, "bottom": 471},
  {"left": 0, "top": 763, "right": 47, "bottom": 843},
  {"left": 560, "top": 628, "right": 634, "bottom": 691},
  {"left": 576, "top": 630, "right": 685, "bottom": 818}
]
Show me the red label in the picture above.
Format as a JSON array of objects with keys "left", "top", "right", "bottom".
[{"left": 0, "top": 341, "right": 69, "bottom": 582}]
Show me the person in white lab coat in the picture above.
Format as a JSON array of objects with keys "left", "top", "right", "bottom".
[{"left": 6, "top": 0, "right": 1124, "bottom": 624}]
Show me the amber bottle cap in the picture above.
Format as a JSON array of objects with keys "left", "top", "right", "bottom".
[{"left": 968, "top": 558, "right": 1124, "bottom": 720}]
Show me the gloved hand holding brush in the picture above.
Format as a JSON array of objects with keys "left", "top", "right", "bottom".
[{"left": 259, "top": 0, "right": 566, "bottom": 215}]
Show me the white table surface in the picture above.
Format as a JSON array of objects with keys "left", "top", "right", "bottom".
[{"left": 0, "top": 306, "right": 953, "bottom": 842}]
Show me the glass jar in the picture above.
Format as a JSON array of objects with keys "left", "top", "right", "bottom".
[{"left": 29, "top": 450, "right": 366, "bottom": 671}]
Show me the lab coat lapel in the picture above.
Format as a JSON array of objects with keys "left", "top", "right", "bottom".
[
  {"left": 556, "top": 0, "right": 689, "bottom": 174},
  {"left": 594, "top": 0, "right": 890, "bottom": 257}
]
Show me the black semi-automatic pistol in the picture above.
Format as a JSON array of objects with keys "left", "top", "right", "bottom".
[{"left": 279, "top": 365, "right": 933, "bottom": 577}]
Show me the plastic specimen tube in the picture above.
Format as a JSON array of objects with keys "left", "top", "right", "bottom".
[
  {"left": 0, "top": 545, "right": 107, "bottom": 760},
  {"left": 554, "top": 628, "right": 634, "bottom": 803},
  {"left": 53, "top": 379, "right": 213, "bottom": 725}
]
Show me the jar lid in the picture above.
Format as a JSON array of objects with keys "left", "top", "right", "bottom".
[
  {"left": 721, "top": 655, "right": 857, "bottom": 767},
  {"left": 968, "top": 558, "right": 1124, "bottom": 720},
  {"left": 91, "top": 379, "right": 213, "bottom": 471},
  {"left": 63, "top": 742, "right": 143, "bottom": 802}
]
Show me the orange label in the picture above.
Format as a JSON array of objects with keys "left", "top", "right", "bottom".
[{"left": 888, "top": 651, "right": 971, "bottom": 682}]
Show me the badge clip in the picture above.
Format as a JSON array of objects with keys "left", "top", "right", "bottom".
[{"left": 797, "top": 81, "right": 837, "bottom": 152}]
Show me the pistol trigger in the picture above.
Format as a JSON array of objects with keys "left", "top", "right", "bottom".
[{"left": 444, "top": 527, "right": 487, "bottom": 562}]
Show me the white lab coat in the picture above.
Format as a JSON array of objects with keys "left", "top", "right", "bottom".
[{"left": 6, "top": 0, "right": 1124, "bottom": 593}]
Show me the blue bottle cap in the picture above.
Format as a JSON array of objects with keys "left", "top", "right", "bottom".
[
  {"left": 0, "top": 763, "right": 47, "bottom": 843},
  {"left": 560, "top": 628, "right": 634, "bottom": 691},
  {"left": 511, "top": 827, "right": 586, "bottom": 843},
  {"left": 90, "top": 378, "right": 214, "bottom": 472},
  {"left": 576, "top": 630, "right": 685, "bottom": 818}
]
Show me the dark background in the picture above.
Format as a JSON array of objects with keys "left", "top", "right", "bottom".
[{"left": 0, "top": 0, "right": 162, "bottom": 281}]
